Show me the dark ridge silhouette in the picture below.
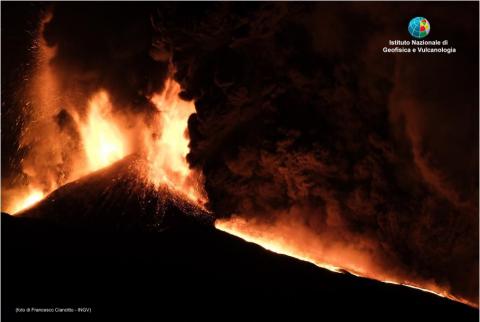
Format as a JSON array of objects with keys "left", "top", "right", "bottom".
[{"left": 2, "top": 157, "right": 477, "bottom": 321}]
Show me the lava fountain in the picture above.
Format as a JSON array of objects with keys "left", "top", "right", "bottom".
[
  {"left": 2, "top": 8, "right": 476, "bottom": 311},
  {"left": 5, "top": 80, "right": 204, "bottom": 215},
  {"left": 78, "top": 91, "right": 127, "bottom": 172},
  {"left": 2, "top": 11, "right": 205, "bottom": 214},
  {"left": 144, "top": 78, "right": 206, "bottom": 206}
]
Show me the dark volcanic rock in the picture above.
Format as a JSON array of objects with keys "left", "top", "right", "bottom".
[
  {"left": 2, "top": 156, "right": 477, "bottom": 321},
  {"left": 15, "top": 155, "right": 213, "bottom": 232}
]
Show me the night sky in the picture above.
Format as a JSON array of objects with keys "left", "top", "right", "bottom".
[{"left": 2, "top": 1, "right": 479, "bottom": 306}]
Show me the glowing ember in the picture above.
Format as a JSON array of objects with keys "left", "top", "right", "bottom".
[{"left": 78, "top": 91, "right": 127, "bottom": 172}]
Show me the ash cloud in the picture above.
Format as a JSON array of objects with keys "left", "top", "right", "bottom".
[
  {"left": 42, "top": 2, "right": 169, "bottom": 115},
  {"left": 2, "top": 1, "right": 477, "bottom": 305},
  {"left": 153, "top": 3, "right": 478, "bottom": 302}
]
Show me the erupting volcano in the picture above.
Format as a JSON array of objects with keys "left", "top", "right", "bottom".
[{"left": 2, "top": 2, "right": 478, "bottom": 321}]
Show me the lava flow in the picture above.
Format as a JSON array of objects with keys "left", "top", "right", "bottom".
[
  {"left": 2, "top": 7, "right": 476, "bottom": 312},
  {"left": 215, "top": 216, "right": 477, "bottom": 308}
]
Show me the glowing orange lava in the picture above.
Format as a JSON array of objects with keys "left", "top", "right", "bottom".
[
  {"left": 78, "top": 91, "right": 127, "bottom": 172},
  {"left": 3, "top": 10, "right": 475, "bottom": 311},
  {"left": 9, "top": 189, "right": 45, "bottom": 215},
  {"left": 3, "top": 10, "right": 204, "bottom": 214},
  {"left": 216, "top": 216, "right": 345, "bottom": 274},
  {"left": 5, "top": 71, "right": 205, "bottom": 215},
  {"left": 215, "top": 216, "right": 477, "bottom": 308},
  {"left": 144, "top": 78, "right": 206, "bottom": 206}
]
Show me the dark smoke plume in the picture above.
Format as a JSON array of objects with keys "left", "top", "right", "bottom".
[
  {"left": 2, "top": 1, "right": 477, "bottom": 305},
  {"left": 43, "top": 2, "right": 169, "bottom": 115},
  {"left": 152, "top": 3, "right": 478, "bottom": 303}
]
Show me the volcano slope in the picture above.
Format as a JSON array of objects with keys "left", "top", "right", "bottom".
[{"left": 2, "top": 156, "right": 477, "bottom": 321}]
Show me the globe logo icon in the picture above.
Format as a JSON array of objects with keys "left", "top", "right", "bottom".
[{"left": 408, "top": 17, "right": 430, "bottom": 39}]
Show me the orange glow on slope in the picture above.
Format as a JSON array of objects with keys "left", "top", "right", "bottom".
[
  {"left": 9, "top": 189, "right": 45, "bottom": 215},
  {"left": 78, "top": 91, "right": 127, "bottom": 172},
  {"left": 215, "top": 216, "right": 477, "bottom": 308},
  {"left": 215, "top": 216, "right": 366, "bottom": 274}
]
